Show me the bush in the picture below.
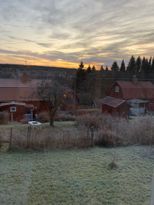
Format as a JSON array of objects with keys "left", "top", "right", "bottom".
[
  {"left": 95, "top": 128, "right": 122, "bottom": 147},
  {"left": 76, "top": 114, "right": 154, "bottom": 146},
  {"left": 76, "top": 113, "right": 100, "bottom": 129},
  {"left": 55, "top": 112, "right": 75, "bottom": 121},
  {"left": 129, "top": 116, "right": 154, "bottom": 145},
  {"left": 2, "top": 114, "right": 153, "bottom": 151},
  {"left": 38, "top": 112, "right": 50, "bottom": 123},
  {"left": 0, "top": 112, "right": 9, "bottom": 124},
  {"left": 7, "top": 126, "right": 92, "bottom": 150}
]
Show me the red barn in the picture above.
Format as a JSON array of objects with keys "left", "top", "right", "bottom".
[
  {"left": 107, "top": 80, "right": 154, "bottom": 116},
  {"left": 0, "top": 79, "right": 49, "bottom": 122},
  {"left": 109, "top": 81, "right": 154, "bottom": 100}
]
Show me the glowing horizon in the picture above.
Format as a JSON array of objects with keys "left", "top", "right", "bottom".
[{"left": 0, "top": 0, "right": 154, "bottom": 69}]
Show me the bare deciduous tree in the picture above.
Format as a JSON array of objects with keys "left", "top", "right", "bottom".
[{"left": 37, "top": 80, "right": 64, "bottom": 126}]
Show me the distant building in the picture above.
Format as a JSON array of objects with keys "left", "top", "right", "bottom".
[
  {"left": 0, "top": 78, "right": 76, "bottom": 122},
  {"left": 101, "top": 96, "right": 129, "bottom": 117},
  {"left": 0, "top": 79, "right": 49, "bottom": 122},
  {"left": 102, "top": 79, "right": 154, "bottom": 116}
]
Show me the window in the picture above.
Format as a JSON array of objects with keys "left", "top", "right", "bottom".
[
  {"left": 10, "top": 106, "right": 16, "bottom": 113},
  {"left": 115, "top": 86, "right": 120, "bottom": 93}
]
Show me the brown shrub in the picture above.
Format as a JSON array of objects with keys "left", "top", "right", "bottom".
[
  {"left": 95, "top": 128, "right": 122, "bottom": 147},
  {"left": 76, "top": 113, "right": 154, "bottom": 146},
  {"left": 0, "top": 112, "right": 9, "bottom": 125},
  {"left": 129, "top": 116, "right": 154, "bottom": 145},
  {"left": 55, "top": 112, "right": 75, "bottom": 121},
  {"left": 76, "top": 113, "right": 100, "bottom": 129},
  {"left": 38, "top": 112, "right": 50, "bottom": 123},
  {"left": 8, "top": 126, "right": 92, "bottom": 150},
  {"left": 1, "top": 115, "right": 153, "bottom": 151}
]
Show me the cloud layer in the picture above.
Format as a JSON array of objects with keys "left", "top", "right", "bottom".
[{"left": 0, "top": 0, "right": 154, "bottom": 68}]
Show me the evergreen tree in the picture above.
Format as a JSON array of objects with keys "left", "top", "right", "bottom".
[
  {"left": 135, "top": 56, "right": 142, "bottom": 73},
  {"left": 148, "top": 57, "right": 152, "bottom": 73},
  {"left": 79, "top": 61, "right": 84, "bottom": 69},
  {"left": 100, "top": 65, "right": 104, "bottom": 71},
  {"left": 140, "top": 57, "right": 150, "bottom": 77},
  {"left": 127, "top": 56, "right": 136, "bottom": 74},
  {"left": 120, "top": 60, "right": 126, "bottom": 72},
  {"left": 76, "top": 62, "right": 86, "bottom": 92},
  {"left": 87, "top": 65, "right": 92, "bottom": 73},
  {"left": 92, "top": 65, "right": 96, "bottom": 71},
  {"left": 151, "top": 58, "right": 154, "bottom": 72},
  {"left": 111, "top": 61, "right": 119, "bottom": 72},
  {"left": 105, "top": 66, "right": 109, "bottom": 71}
]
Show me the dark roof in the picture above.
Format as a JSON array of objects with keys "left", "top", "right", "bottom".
[
  {"left": 0, "top": 79, "right": 41, "bottom": 102},
  {"left": 0, "top": 101, "right": 34, "bottom": 108},
  {"left": 116, "top": 81, "right": 154, "bottom": 99},
  {"left": 102, "top": 96, "right": 126, "bottom": 108},
  {"left": 0, "top": 79, "right": 74, "bottom": 102}
]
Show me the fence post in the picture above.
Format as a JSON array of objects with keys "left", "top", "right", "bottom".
[
  {"left": 90, "top": 126, "right": 95, "bottom": 146},
  {"left": 9, "top": 127, "right": 13, "bottom": 151},
  {"left": 151, "top": 175, "right": 154, "bottom": 205},
  {"left": 27, "top": 126, "right": 31, "bottom": 148}
]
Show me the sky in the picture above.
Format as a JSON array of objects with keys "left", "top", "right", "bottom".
[{"left": 0, "top": 0, "right": 154, "bottom": 69}]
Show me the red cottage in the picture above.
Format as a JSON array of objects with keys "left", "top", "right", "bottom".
[
  {"left": 0, "top": 79, "right": 49, "bottom": 122},
  {"left": 108, "top": 80, "right": 154, "bottom": 116}
]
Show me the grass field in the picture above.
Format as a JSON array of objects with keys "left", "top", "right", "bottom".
[
  {"left": 0, "top": 146, "right": 153, "bottom": 205},
  {"left": 0, "top": 121, "right": 75, "bottom": 129}
]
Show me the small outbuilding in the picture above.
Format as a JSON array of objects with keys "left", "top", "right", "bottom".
[
  {"left": 0, "top": 101, "right": 34, "bottom": 122},
  {"left": 101, "top": 96, "right": 129, "bottom": 117}
]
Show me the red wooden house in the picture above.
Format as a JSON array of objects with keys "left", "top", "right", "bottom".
[
  {"left": 0, "top": 79, "right": 49, "bottom": 122},
  {"left": 0, "top": 78, "right": 76, "bottom": 122},
  {"left": 103, "top": 80, "right": 154, "bottom": 116}
]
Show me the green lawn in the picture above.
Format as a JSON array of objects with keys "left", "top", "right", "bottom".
[
  {"left": 0, "top": 121, "right": 75, "bottom": 129},
  {"left": 0, "top": 146, "right": 153, "bottom": 205}
]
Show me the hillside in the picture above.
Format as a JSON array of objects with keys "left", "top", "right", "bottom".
[{"left": 0, "top": 64, "right": 76, "bottom": 79}]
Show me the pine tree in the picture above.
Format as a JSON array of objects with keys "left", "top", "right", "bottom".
[
  {"left": 140, "top": 57, "right": 150, "bottom": 77},
  {"left": 127, "top": 56, "right": 136, "bottom": 74},
  {"left": 148, "top": 57, "right": 152, "bottom": 73},
  {"left": 111, "top": 61, "right": 119, "bottom": 72},
  {"left": 100, "top": 65, "right": 104, "bottom": 71},
  {"left": 120, "top": 60, "right": 126, "bottom": 72},
  {"left": 76, "top": 62, "right": 86, "bottom": 92},
  {"left": 87, "top": 65, "right": 92, "bottom": 73},
  {"left": 151, "top": 58, "right": 154, "bottom": 72},
  {"left": 92, "top": 65, "right": 96, "bottom": 72},
  {"left": 135, "top": 56, "right": 142, "bottom": 73},
  {"left": 79, "top": 61, "right": 84, "bottom": 69}
]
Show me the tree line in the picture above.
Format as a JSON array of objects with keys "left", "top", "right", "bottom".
[
  {"left": 75, "top": 56, "right": 154, "bottom": 105},
  {"left": 77, "top": 56, "right": 154, "bottom": 74},
  {"left": 110, "top": 56, "right": 154, "bottom": 74}
]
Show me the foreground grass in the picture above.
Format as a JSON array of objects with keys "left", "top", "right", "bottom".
[
  {"left": 0, "top": 146, "right": 153, "bottom": 205},
  {"left": 0, "top": 121, "right": 75, "bottom": 129}
]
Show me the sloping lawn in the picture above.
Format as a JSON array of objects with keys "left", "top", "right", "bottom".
[
  {"left": 0, "top": 121, "right": 75, "bottom": 129},
  {"left": 0, "top": 146, "right": 153, "bottom": 205}
]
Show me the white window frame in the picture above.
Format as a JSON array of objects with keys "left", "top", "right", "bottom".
[
  {"left": 10, "top": 106, "right": 16, "bottom": 113},
  {"left": 115, "top": 86, "right": 120, "bottom": 93}
]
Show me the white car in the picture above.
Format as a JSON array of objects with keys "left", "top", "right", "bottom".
[{"left": 28, "top": 121, "right": 42, "bottom": 126}]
